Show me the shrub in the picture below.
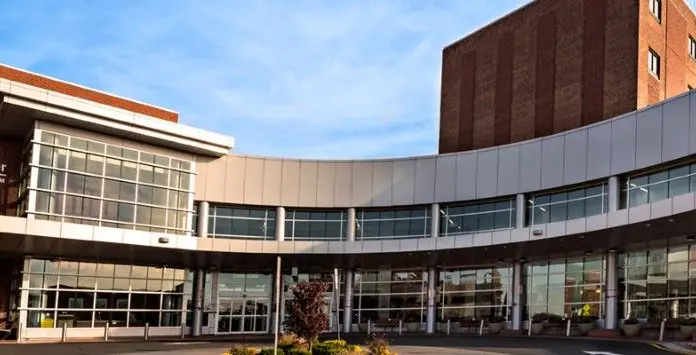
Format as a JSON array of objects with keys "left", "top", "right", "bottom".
[
  {"left": 229, "top": 345, "right": 260, "bottom": 355},
  {"left": 279, "top": 332, "right": 309, "bottom": 351},
  {"left": 347, "top": 345, "right": 363, "bottom": 353},
  {"left": 623, "top": 317, "right": 640, "bottom": 325},
  {"left": 258, "top": 348, "right": 284, "bottom": 355},
  {"left": 286, "top": 349, "right": 311, "bottom": 355},
  {"left": 573, "top": 315, "right": 597, "bottom": 324},
  {"left": 283, "top": 280, "right": 329, "bottom": 347},
  {"left": 365, "top": 333, "right": 396, "bottom": 355},
  {"left": 312, "top": 341, "right": 346, "bottom": 355}
]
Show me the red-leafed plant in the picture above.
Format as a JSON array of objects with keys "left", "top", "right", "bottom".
[{"left": 283, "top": 280, "right": 329, "bottom": 349}]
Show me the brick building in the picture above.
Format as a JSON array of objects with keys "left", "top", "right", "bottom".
[{"left": 439, "top": 0, "right": 696, "bottom": 154}]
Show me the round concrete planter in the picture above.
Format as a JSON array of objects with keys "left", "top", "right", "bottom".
[
  {"left": 577, "top": 322, "right": 594, "bottom": 335},
  {"left": 531, "top": 323, "right": 544, "bottom": 335},
  {"left": 489, "top": 322, "right": 504, "bottom": 334},
  {"left": 406, "top": 322, "right": 420, "bottom": 332},
  {"left": 621, "top": 323, "right": 642, "bottom": 337},
  {"left": 681, "top": 325, "right": 696, "bottom": 338}
]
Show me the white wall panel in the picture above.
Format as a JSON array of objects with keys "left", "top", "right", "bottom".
[{"left": 392, "top": 159, "right": 416, "bottom": 205}]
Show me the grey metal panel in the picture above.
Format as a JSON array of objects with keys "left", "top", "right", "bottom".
[
  {"left": 635, "top": 106, "right": 663, "bottom": 169},
  {"left": 476, "top": 150, "right": 498, "bottom": 198},
  {"left": 333, "top": 162, "right": 353, "bottom": 207},
  {"left": 298, "top": 161, "right": 319, "bottom": 207},
  {"left": 689, "top": 93, "right": 696, "bottom": 154},
  {"left": 315, "top": 162, "right": 336, "bottom": 207},
  {"left": 221, "top": 155, "right": 243, "bottom": 203},
  {"left": 519, "top": 141, "right": 542, "bottom": 192},
  {"left": 455, "top": 152, "right": 477, "bottom": 201},
  {"left": 262, "top": 159, "right": 283, "bottom": 206},
  {"left": 497, "top": 146, "right": 520, "bottom": 195},
  {"left": 243, "top": 157, "right": 265, "bottom": 205},
  {"left": 586, "top": 123, "right": 612, "bottom": 180},
  {"left": 434, "top": 155, "right": 457, "bottom": 202},
  {"left": 563, "top": 130, "right": 588, "bottom": 185},
  {"left": 280, "top": 160, "right": 301, "bottom": 206},
  {"left": 351, "top": 161, "right": 374, "bottom": 207},
  {"left": 371, "top": 161, "right": 393, "bottom": 206},
  {"left": 610, "top": 113, "right": 637, "bottom": 175},
  {"left": 392, "top": 159, "right": 416, "bottom": 206},
  {"left": 662, "top": 95, "right": 690, "bottom": 161},
  {"left": 194, "top": 156, "right": 212, "bottom": 199},
  {"left": 540, "top": 136, "right": 564, "bottom": 189},
  {"left": 414, "top": 157, "right": 437, "bottom": 204}
]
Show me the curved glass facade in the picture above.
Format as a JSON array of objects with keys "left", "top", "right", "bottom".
[
  {"left": 439, "top": 199, "right": 516, "bottom": 236},
  {"left": 284, "top": 209, "right": 347, "bottom": 241},
  {"left": 623, "top": 160, "right": 696, "bottom": 208},
  {"left": 355, "top": 206, "right": 430, "bottom": 240},
  {"left": 527, "top": 183, "right": 607, "bottom": 225},
  {"left": 437, "top": 266, "right": 511, "bottom": 321},
  {"left": 208, "top": 205, "right": 276, "bottom": 240}
]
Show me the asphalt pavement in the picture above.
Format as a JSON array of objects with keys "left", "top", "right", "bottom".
[{"left": 0, "top": 336, "right": 677, "bottom": 355}]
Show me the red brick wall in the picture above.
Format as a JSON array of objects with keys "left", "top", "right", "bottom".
[
  {"left": 439, "top": 0, "right": 641, "bottom": 154},
  {"left": 0, "top": 64, "right": 178, "bottom": 123}
]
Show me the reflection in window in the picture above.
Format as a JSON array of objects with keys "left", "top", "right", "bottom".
[
  {"left": 285, "top": 209, "right": 346, "bottom": 241},
  {"left": 623, "top": 162, "right": 696, "bottom": 208},
  {"left": 437, "top": 267, "right": 511, "bottom": 321},
  {"left": 439, "top": 199, "right": 516, "bottom": 236},
  {"left": 527, "top": 184, "right": 607, "bottom": 225},
  {"left": 353, "top": 269, "right": 428, "bottom": 324},
  {"left": 208, "top": 205, "right": 276, "bottom": 240},
  {"left": 355, "top": 206, "right": 430, "bottom": 240}
]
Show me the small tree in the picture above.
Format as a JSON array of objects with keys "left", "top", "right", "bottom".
[{"left": 283, "top": 280, "right": 329, "bottom": 348}]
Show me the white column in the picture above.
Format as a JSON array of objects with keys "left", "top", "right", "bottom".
[
  {"left": 198, "top": 201, "right": 209, "bottom": 238},
  {"left": 346, "top": 208, "right": 356, "bottom": 242},
  {"left": 515, "top": 194, "right": 525, "bottom": 229},
  {"left": 207, "top": 271, "right": 219, "bottom": 333},
  {"left": 191, "top": 269, "right": 205, "bottom": 336},
  {"left": 608, "top": 176, "right": 619, "bottom": 212},
  {"left": 276, "top": 206, "right": 285, "bottom": 241},
  {"left": 426, "top": 267, "right": 436, "bottom": 333},
  {"left": 430, "top": 203, "right": 440, "bottom": 238},
  {"left": 605, "top": 249, "right": 619, "bottom": 329},
  {"left": 273, "top": 256, "right": 282, "bottom": 339},
  {"left": 512, "top": 261, "right": 523, "bottom": 331},
  {"left": 343, "top": 270, "right": 354, "bottom": 333}
]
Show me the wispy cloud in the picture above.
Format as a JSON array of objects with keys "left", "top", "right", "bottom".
[{"left": 0, "top": 0, "right": 529, "bottom": 159}]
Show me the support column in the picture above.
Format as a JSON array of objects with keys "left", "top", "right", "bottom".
[
  {"left": 276, "top": 206, "right": 285, "bottom": 241},
  {"left": 608, "top": 176, "right": 619, "bottom": 212},
  {"left": 207, "top": 270, "right": 219, "bottom": 333},
  {"left": 515, "top": 194, "right": 525, "bottom": 229},
  {"left": 605, "top": 249, "right": 619, "bottom": 329},
  {"left": 273, "top": 256, "right": 282, "bottom": 339},
  {"left": 430, "top": 203, "right": 440, "bottom": 238},
  {"left": 346, "top": 208, "right": 356, "bottom": 242},
  {"left": 343, "top": 270, "right": 354, "bottom": 333},
  {"left": 191, "top": 269, "right": 205, "bottom": 336},
  {"left": 198, "top": 201, "right": 210, "bottom": 238},
  {"left": 426, "top": 267, "right": 436, "bottom": 334},
  {"left": 512, "top": 261, "right": 522, "bottom": 331}
]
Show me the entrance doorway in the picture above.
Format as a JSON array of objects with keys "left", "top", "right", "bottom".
[{"left": 216, "top": 297, "right": 269, "bottom": 334}]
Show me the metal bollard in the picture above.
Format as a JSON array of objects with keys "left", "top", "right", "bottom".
[
  {"left": 181, "top": 323, "right": 186, "bottom": 339},
  {"left": 61, "top": 322, "right": 67, "bottom": 343},
  {"left": 104, "top": 322, "right": 110, "bottom": 341},
  {"left": 447, "top": 319, "right": 451, "bottom": 335},
  {"left": 527, "top": 321, "right": 532, "bottom": 336},
  {"left": 367, "top": 319, "right": 371, "bottom": 335},
  {"left": 398, "top": 319, "right": 403, "bottom": 335},
  {"left": 479, "top": 319, "right": 484, "bottom": 336},
  {"left": 144, "top": 323, "right": 149, "bottom": 340},
  {"left": 566, "top": 319, "right": 571, "bottom": 337},
  {"left": 659, "top": 319, "right": 666, "bottom": 341}
]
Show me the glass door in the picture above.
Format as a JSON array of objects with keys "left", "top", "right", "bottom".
[{"left": 215, "top": 273, "right": 272, "bottom": 334}]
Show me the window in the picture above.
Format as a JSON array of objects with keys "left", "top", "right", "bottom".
[
  {"left": 527, "top": 184, "right": 607, "bottom": 225},
  {"left": 690, "top": 36, "right": 696, "bottom": 59},
  {"left": 648, "top": 49, "right": 660, "bottom": 78},
  {"left": 649, "top": 0, "right": 661, "bottom": 21},
  {"left": 622, "top": 161, "right": 696, "bottom": 208},
  {"left": 355, "top": 206, "right": 430, "bottom": 240},
  {"left": 439, "top": 199, "right": 516, "bottom": 235}
]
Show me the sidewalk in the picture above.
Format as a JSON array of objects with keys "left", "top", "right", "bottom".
[{"left": 654, "top": 342, "right": 696, "bottom": 354}]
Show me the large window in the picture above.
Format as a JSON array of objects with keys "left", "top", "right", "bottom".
[
  {"left": 620, "top": 246, "right": 695, "bottom": 319},
  {"left": 216, "top": 273, "right": 272, "bottom": 333},
  {"left": 282, "top": 270, "right": 344, "bottom": 332},
  {"left": 623, "top": 162, "right": 696, "bottom": 208},
  {"left": 285, "top": 209, "right": 346, "bottom": 241},
  {"left": 439, "top": 199, "right": 515, "bottom": 236},
  {"left": 31, "top": 130, "right": 194, "bottom": 235},
  {"left": 208, "top": 205, "right": 276, "bottom": 240},
  {"left": 527, "top": 184, "right": 607, "bottom": 225},
  {"left": 23, "top": 258, "right": 191, "bottom": 328},
  {"left": 353, "top": 269, "right": 428, "bottom": 324},
  {"left": 524, "top": 256, "right": 604, "bottom": 319},
  {"left": 355, "top": 206, "right": 430, "bottom": 240},
  {"left": 437, "top": 267, "right": 511, "bottom": 321}
]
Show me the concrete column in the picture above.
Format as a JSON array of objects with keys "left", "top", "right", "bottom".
[
  {"left": 191, "top": 269, "right": 205, "bottom": 336},
  {"left": 198, "top": 201, "right": 209, "bottom": 238},
  {"left": 608, "top": 176, "right": 619, "bottom": 212},
  {"left": 276, "top": 206, "right": 286, "bottom": 241},
  {"left": 426, "top": 267, "right": 437, "bottom": 333},
  {"left": 430, "top": 203, "right": 440, "bottom": 238},
  {"left": 343, "top": 270, "right": 354, "bottom": 333},
  {"left": 346, "top": 208, "right": 356, "bottom": 242},
  {"left": 207, "top": 271, "right": 219, "bottom": 332},
  {"left": 515, "top": 194, "right": 525, "bottom": 229},
  {"left": 605, "top": 250, "right": 619, "bottom": 329},
  {"left": 512, "top": 261, "right": 523, "bottom": 331}
]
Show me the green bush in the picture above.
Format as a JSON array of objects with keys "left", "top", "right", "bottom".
[
  {"left": 229, "top": 345, "right": 260, "bottom": 355},
  {"left": 311, "top": 341, "right": 346, "bottom": 355},
  {"left": 258, "top": 348, "right": 284, "bottom": 355},
  {"left": 286, "top": 348, "right": 312, "bottom": 355},
  {"left": 321, "top": 340, "right": 347, "bottom": 348}
]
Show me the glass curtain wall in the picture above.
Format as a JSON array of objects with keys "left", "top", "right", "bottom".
[
  {"left": 284, "top": 209, "right": 346, "bottom": 241},
  {"left": 437, "top": 266, "right": 512, "bottom": 321},
  {"left": 524, "top": 256, "right": 604, "bottom": 319},
  {"left": 23, "top": 258, "right": 191, "bottom": 328},
  {"left": 527, "top": 184, "right": 608, "bottom": 225},
  {"left": 282, "top": 271, "right": 343, "bottom": 332},
  {"left": 207, "top": 205, "right": 276, "bottom": 240},
  {"left": 16, "top": 132, "right": 33, "bottom": 217},
  {"left": 31, "top": 130, "right": 194, "bottom": 234},
  {"left": 620, "top": 246, "right": 694, "bottom": 319},
  {"left": 353, "top": 269, "right": 427, "bottom": 324},
  {"left": 439, "top": 199, "right": 516, "bottom": 236},
  {"left": 355, "top": 206, "right": 430, "bottom": 240},
  {"left": 623, "top": 161, "right": 696, "bottom": 208},
  {"left": 216, "top": 273, "right": 272, "bottom": 333}
]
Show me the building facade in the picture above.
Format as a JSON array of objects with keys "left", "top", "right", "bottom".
[{"left": 439, "top": 0, "right": 696, "bottom": 154}]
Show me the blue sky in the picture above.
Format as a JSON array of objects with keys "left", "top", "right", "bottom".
[{"left": 0, "top": 0, "right": 530, "bottom": 159}]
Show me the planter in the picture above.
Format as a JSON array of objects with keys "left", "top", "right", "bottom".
[
  {"left": 681, "top": 325, "right": 696, "bottom": 339},
  {"left": 577, "top": 322, "right": 594, "bottom": 335},
  {"left": 621, "top": 323, "right": 642, "bottom": 337},
  {"left": 358, "top": 323, "right": 368, "bottom": 333},
  {"left": 530, "top": 323, "right": 544, "bottom": 335},
  {"left": 406, "top": 322, "right": 420, "bottom": 332},
  {"left": 489, "top": 322, "right": 504, "bottom": 334}
]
